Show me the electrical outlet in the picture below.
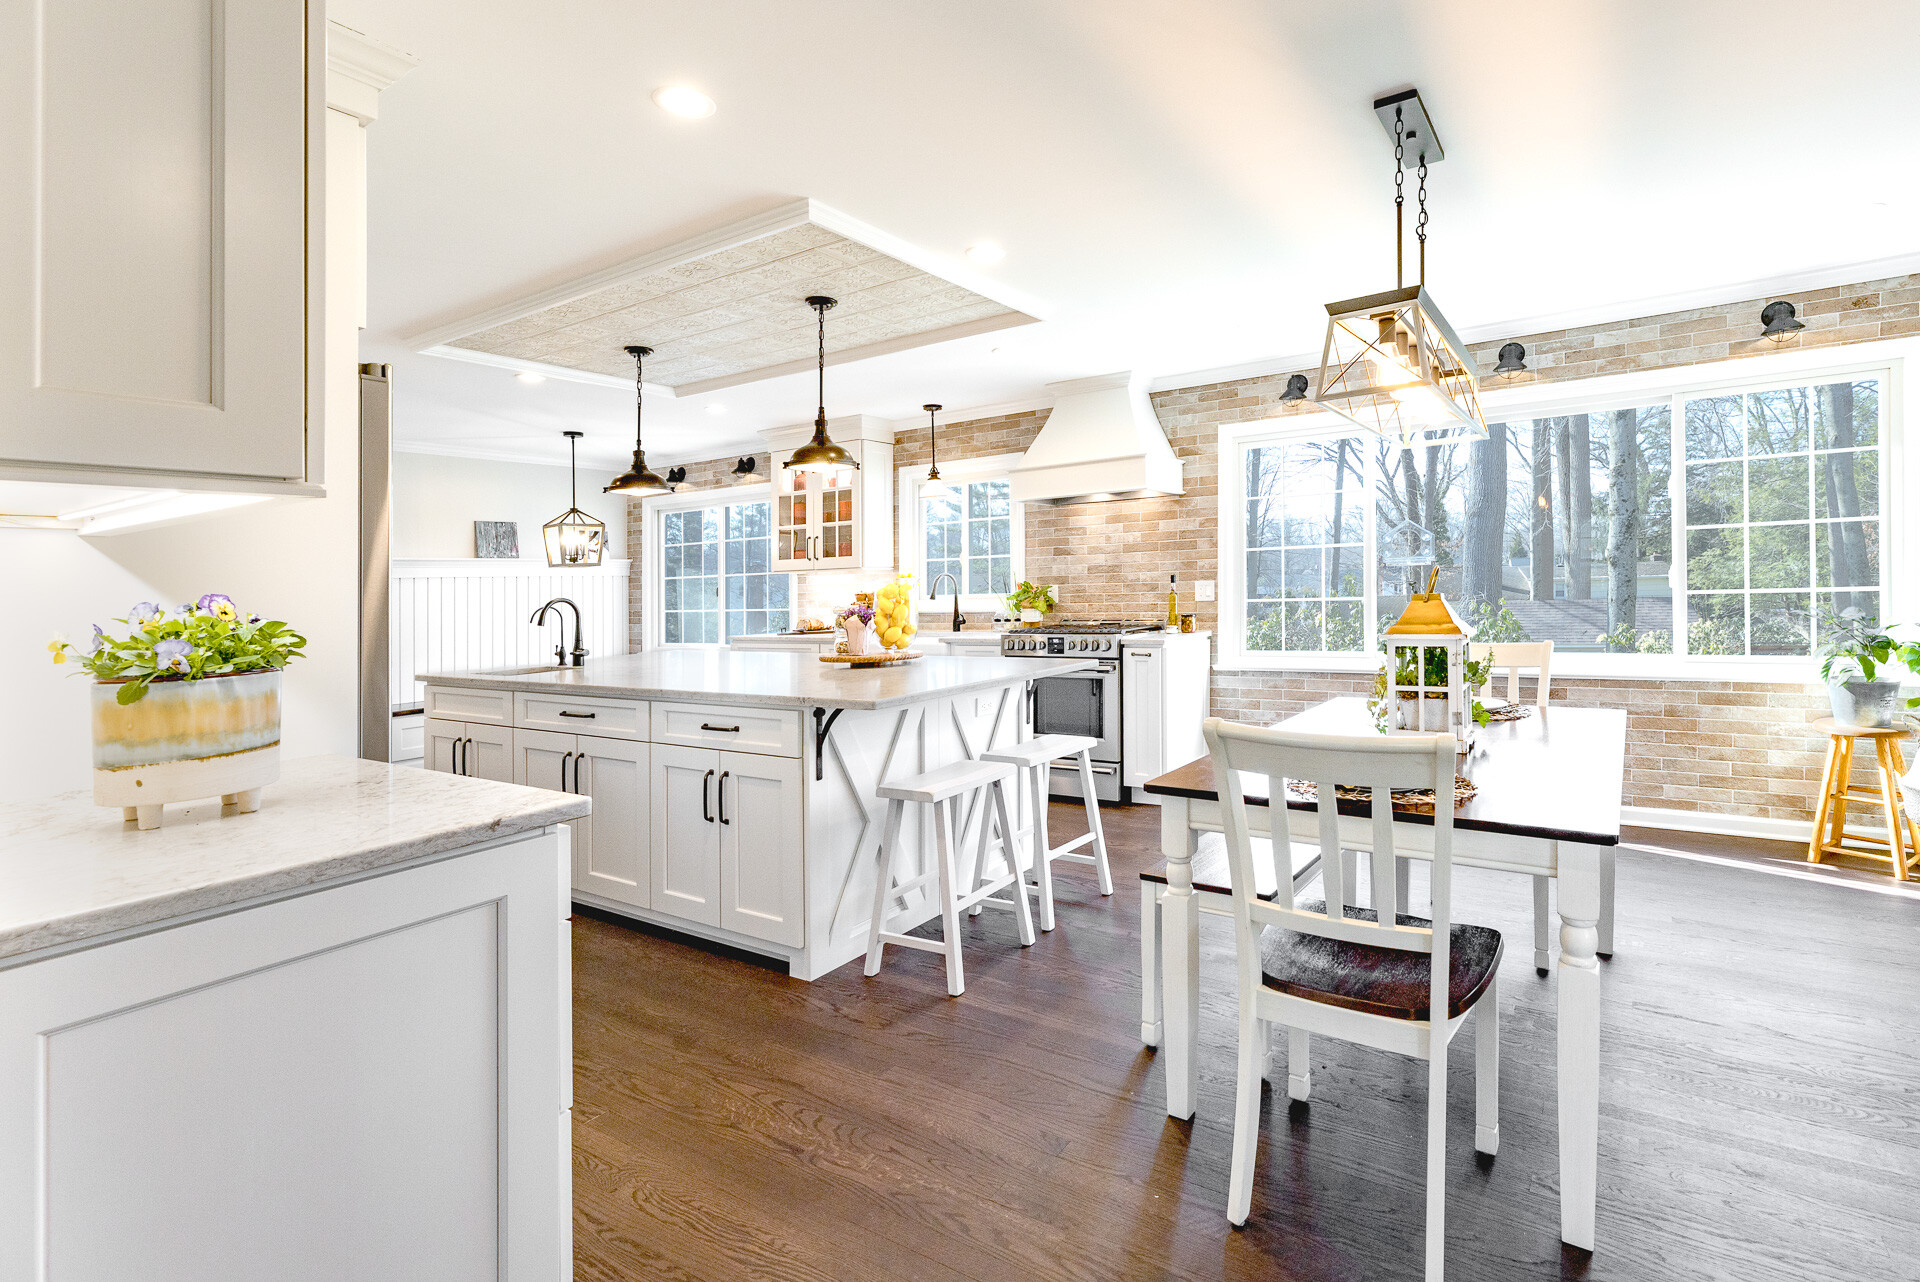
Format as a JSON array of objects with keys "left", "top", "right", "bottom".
[{"left": 1195, "top": 579, "right": 1216, "bottom": 602}]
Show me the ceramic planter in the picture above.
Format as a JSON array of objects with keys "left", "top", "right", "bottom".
[
  {"left": 1828, "top": 679, "right": 1905, "bottom": 729},
  {"left": 92, "top": 669, "right": 282, "bottom": 830},
  {"left": 842, "top": 617, "right": 874, "bottom": 656}
]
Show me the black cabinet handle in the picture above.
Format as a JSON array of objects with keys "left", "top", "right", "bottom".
[
  {"left": 557, "top": 710, "right": 596, "bottom": 719},
  {"left": 718, "top": 771, "right": 731, "bottom": 825},
  {"left": 702, "top": 769, "right": 715, "bottom": 822},
  {"left": 700, "top": 723, "right": 741, "bottom": 733},
  {"left": 458, "top": 737, "right": 471, "bottom": 776},
  {"left": 560, "top": 751, "right": 574, "bottom": 793},
  {"left": 573, "top": 752, "right": 586, "bottom": 795}
]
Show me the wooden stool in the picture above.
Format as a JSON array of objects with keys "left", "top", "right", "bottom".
[
  {"left": 982, "top": 733, "right": 1111, "bottom": 932},
  {"left": 1807, "top": 717, "right": 1920, "bottom": 880},
  {"left": 865, "top": 758, "right": 1034, "bottom": 995}
]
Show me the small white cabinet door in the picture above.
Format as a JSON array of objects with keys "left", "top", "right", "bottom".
[
  {"left": 425, "top": 718, "right": 466, "bottom": 775},
  {"left": 574, "top": 736, "right": 650, "bottom": 910},
  {"left": 1121, "top": 646, "right": 1165, "bottom": 788},
  {"left": 512, "top": 728, "right": 574, "bottom": 794},
  {"left": 717, "top": 752, "right": 804, "bottom": 947},
  {"left": 465, "top": 723, "right": 516, "bottom": 784},
  {"left": 0, "top": 0, "right": 317, "bottom": 479},
  {"left": 649, "top": 745, "right": 721, "bottom": 927}
]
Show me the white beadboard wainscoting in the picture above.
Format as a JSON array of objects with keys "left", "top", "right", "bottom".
[{"left": 390, "top": 559, "right": 631, "bottom": 707}]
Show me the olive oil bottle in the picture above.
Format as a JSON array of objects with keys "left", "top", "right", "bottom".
[{"left": 1166, "top": 574, "right": 1179, "bottom": 628}]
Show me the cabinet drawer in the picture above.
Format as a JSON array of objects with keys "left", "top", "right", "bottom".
[
  {"left": 651, "top": 703, "right": 802, "bottom": 758},
  {"left": 423, "top": 685, "right": 512, "bottom": 726},
  {"left": 390, "top": 715, "right": 425, "bottom": 762},
  {"left": 514, "top": 692, "right": 648, "bottom": 740}
]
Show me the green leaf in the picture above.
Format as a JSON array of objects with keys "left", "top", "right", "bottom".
[{"left": 115, "top": 678, "right": 149, "bottom": 705}]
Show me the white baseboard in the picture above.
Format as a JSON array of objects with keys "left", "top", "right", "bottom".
[{"left": 1622, "top": 803, "right": 1903, "bottom": 848}]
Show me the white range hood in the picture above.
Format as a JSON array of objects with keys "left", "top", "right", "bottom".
[{"left": 1009, "top": 372, "right": 1184, "bottom": 505}]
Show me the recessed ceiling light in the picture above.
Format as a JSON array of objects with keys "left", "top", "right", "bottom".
[
  {"left": 706, "top": 404, "right": 727, "bottom": 416},
  {"left": 966, "top": 241, "right": 1006, "bottom": 264},
  {"left": 652, "top": 85, "right": 716, "bottom": 119},
  {"left": 516, "top": 371, "right": 545, "bottom": 384}
]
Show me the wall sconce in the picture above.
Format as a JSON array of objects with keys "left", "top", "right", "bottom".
[
  {"left": 1761, "top": 301, "right": 1805, "bottom": 343},
  {"left": 665, "top": 466, "right": 687, "bottom": 486},
  {"left": 1493, "top": 341, "right": 1528, "bottom": 379},
  {"left": 1278, "top": 374, "right": 1309, "bottom": 402},
  {"left": 731, "top": 456, "right": 758, "bottom": 483}
]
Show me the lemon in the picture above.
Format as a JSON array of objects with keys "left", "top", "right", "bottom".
[{"left": 881, "top": 626, "right": 903, "bottom": 647}]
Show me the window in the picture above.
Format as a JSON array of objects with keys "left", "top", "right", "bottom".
[
  {"left": 659, "top": 499, "right": 790, "bottom": 644},
  {"left": 898, "top": 454, "right": 1025, "bottom": 607},
  {"left": 1226, "top": 362, "right": 1889, "bottom": 669}
]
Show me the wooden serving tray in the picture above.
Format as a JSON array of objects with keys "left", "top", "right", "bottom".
[{"left": 818, "top": 650, "right": 923, "bottom": 667}]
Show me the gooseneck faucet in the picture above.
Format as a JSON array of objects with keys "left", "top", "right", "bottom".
[
  {"left": 928, "top": 573, "right": 964, "bottom": 632},
  {"left": 531, "top": 597, "right": 587, "bottom": 666}
]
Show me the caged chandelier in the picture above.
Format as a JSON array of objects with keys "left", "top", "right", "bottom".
[{"left": 1312, "top": 88, "right": 1492, "bottom": 446}]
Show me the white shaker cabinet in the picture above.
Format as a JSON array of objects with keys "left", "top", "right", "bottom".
[
  {"left": 651, "top": 745, "right": 724, "bottom": 927},
  {"left": 648, "top": 745, "right": 804, "bottom": 945},
  {"left": 512, "top": 728, "right": 650, "bottom": 911},
  {"left": 0, "top": 0, "right": 321, "bottom": 481},
  {"left": 764, "top": 416, "right": 895, "bottom": 573},
  {"left": 425, "top": 718, "right": 514, "bottom": 784}
]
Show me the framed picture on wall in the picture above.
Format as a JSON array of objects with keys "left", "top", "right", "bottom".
[{"left": 475, "top": 521, "right": 520, "bottom": 559}]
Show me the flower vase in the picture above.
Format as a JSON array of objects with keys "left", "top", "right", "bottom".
[
  {"left": 843, "top": 617, "right": 874, "bottom": 656},
  {"left": 92, "top": 669, "right": 282, "bottom": 830}
]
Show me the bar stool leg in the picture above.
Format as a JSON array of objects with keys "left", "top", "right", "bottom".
[
  {"left": 1891, "top": 739, "right": 1920, "bottom": 879},
  {"left": 1030, "top": 763, "right": 1056, "bottom": 932},
  {"left": 1873, "top": 738, "right": 1913, "bottom": 881},
  {"left": 966, "top": 782, "right": 990, "bottom": 919},
  {"left": 933, "top": 798, "right": 966, "bottom": 995},
  {"left": 865, "top": 797, "right": 907, "bottom": 976},
  {"left": 1808, "top": 735, "right": 1843, "bottom": 864},
  {"left": 1076, "top": 750, "right": 1113, "bottom": 895},
  {"left": 992, "top": 779, "right": 1036, "bottom": 947},
  {"left": 1828, "top": 735, "right": 1856, "bottom": 856}
]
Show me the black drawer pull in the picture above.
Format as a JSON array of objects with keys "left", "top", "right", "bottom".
[
  {"left": 700, "top": 723, "right": 741, "bottom": 733},
  {"left": 557, "top": 710, "right": 596, "bottom": 719}
]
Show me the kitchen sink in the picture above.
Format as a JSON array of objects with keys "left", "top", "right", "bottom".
[{"left": 478, "top": 664, "right": 575, "bottom": 676}]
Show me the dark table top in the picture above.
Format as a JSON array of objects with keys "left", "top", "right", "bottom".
[{"left": 1143, "top": 697, "right": 1625, "bottom": 847}]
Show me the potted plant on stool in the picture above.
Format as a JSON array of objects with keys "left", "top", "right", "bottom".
[
  {"left": 51, "top": 596, "right": 307, "bottom": 829},
  {"left": 1817, "top": 608, "right": 1920, "bottom": 728}
]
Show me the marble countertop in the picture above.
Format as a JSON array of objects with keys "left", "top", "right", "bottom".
[
  {"left": 421, "top": 649, "right": 1093, "bottom": 710},
  {"left": 0, "top": 755, "right": 590, "bottom": 965}
]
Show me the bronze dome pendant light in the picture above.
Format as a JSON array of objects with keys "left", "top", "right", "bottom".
[
  {"left": 542, "top": 429, "right": 607, "bottom": 566},
  {"left": 920, "top": 403, "right": 956, "bottom": 500},
  {"left": 604, "top": 345, "right": 674, "bottom": 496},
  {"left": 782, "top": 296, "right": 860, "bottom": 474}
]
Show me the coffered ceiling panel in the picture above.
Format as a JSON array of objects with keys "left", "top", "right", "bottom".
[{"left": 413, "top": 200, "right": 1040, "bottom": 396}]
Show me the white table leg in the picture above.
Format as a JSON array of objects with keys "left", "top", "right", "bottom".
[
  {"left": 1160, "top": 798, "right": 1200, "bottom": 1120},
  {"left": 1139, "top": 882, "right": 1163, "bottom": 1045},
  {"left": 1597, "top": 846, "right": 1616, "bottom": 958},
  {"left": 1556, "top": 840, "right": 1600, "bottom": 1252}
]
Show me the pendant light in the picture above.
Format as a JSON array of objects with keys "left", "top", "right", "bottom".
[
  {"left": 603, "top": 345, "right": 674, "bottom": 496},
  {"left": 543, "top": 430, "right": 607, "bottom": 566},
  {"left": 782, "top": 296, "right": 860, "bottom": 474},
  {"left": 920, "top": 403, "right": 956, "bottom": 500},
  {"left": 1312, "top": 88, "right": 1491, "bottom": 446}
]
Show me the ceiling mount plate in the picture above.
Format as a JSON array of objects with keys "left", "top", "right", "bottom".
[{"left": 1373, "top": 88, "right": 1443, "bottom": 167}]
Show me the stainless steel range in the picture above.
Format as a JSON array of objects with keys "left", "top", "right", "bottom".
[{"left": 1001, "top": 620, "right": 1162, "bottom": 803}]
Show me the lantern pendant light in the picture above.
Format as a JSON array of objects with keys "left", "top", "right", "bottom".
[
  {"left": 1312, "top": 88, "right": 1490, "bottom": 446},
  {"left": 543, "top": 430, "right": 607, "bottom": 566},
  {"left": 603, "top": 345, "right": 674, "bottom": 496},
  {"left": 782, "top": 296, "right": 861, "bottom": 474},
  {"left": 920, "top": 403, "right": 956, "bottom": 500}
]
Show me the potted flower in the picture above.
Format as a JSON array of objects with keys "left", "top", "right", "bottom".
[
  {"left": 1817, "top": 608, "right": 1920, "bottom": 728},
  {"left": 51, "top": 596, "right": 307, "bottom": 829},
  {"left": 1006, "top": 581, "right": 1057, "bottom": 624},
  {"left": 836, "top": 599, "right": 877, "bottom": 656}
]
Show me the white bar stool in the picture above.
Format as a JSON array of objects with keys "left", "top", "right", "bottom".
[
  {"left": 982, "top": 733, "right": 1111, "bottom": 932},
  {"left": 865, "top": 758, "right": 1034, "bottom": 995}
]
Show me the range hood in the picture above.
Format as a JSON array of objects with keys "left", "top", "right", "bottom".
[{"left": 1009, "top": 372, "right": 1184, "bottom": 505}]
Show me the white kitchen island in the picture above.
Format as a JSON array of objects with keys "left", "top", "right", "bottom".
[
  {"left": 0, "top": 756, "right": 587, "bottom": 1282},
  {"left": 422, "top": 649, "right": 1091, "bottom": 980}
]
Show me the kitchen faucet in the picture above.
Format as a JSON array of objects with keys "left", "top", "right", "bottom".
[
  {"left": 928, "top": 573, "right": 964, "bottom": 632},
  {"left": 531, "top": 597, "right": 588, "bottom": 666}
]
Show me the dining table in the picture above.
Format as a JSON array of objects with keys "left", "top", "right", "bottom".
[{"left": 1140, "top": 696, "right": 1626, "bottom": 1252}]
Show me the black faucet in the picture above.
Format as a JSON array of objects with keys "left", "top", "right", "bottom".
[
  {"left": 531, "top": 597, "right": 587, "bottom": 666},
  {"left": 928, "top": 572, "right": 964, "bottom": 632}
]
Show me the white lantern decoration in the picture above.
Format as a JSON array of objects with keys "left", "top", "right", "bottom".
[{"left": 1383, "top": 572, "right": 1476, "bottom": 751}]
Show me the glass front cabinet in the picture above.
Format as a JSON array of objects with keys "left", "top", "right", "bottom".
[{"left": 764, "top": 416, "right": 896, "bottom": 574}]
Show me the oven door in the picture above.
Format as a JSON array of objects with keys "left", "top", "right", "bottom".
[{"left": 1029, "top": 661, "right": 1122, "bottom": 800}]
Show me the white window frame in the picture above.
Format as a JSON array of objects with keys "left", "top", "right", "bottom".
[
  {"left": 638, "top": 482, "right": 793, "bottom": 649},
  {"left": 1216, "top": 339, "right": 1912, "bottom": 682},
  {"left": 896, "top": 451, "right": 1027, "bottom": 611}
]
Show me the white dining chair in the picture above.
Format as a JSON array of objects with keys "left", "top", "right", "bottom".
[
  {"left": 1467, "top": 640, "right": 1612, "bottom": 971},
  {"left": 1204, "top": 717, "right": 1502, "bottom": 1281}
]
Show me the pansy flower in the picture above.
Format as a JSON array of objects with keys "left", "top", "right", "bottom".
[
  {"left": 89, "top": 624, "right": 108, "bottom": 655},
  {"left": 47, "top": 633, "right": 68, "bottom": 665},
  {"left": 197, "top": 593, "right": 237, "bottom": 622},
  {"left": 128, "top": 601, "right": 163, "bottom": 626},
  {"left": 154, "top": 637, "right": 193, "bottom": 674}
]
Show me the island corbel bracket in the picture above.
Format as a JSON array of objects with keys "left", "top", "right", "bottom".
[{"left": 811, "top": 706, "right": 844, "bottom": 781}]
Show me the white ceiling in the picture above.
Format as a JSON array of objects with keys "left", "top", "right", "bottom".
[{"left": 343, "top": 0, "right": 1920, "bottom": 469}]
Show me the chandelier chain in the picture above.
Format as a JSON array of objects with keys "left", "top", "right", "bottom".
[
  {"left": 633, "top": 348, "right": 645, "bottom": 450},
  {"left": 1393, "top": 108, "right": 1405, "bottom": 288},
  {"left": 1416, "top": 153, "right": 1429, "bottom": 288}
]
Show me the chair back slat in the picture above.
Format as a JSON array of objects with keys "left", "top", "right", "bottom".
[
  {"left": 1469, "top": 640, "right": 1554, "bottom": 709},
  {"left": 1205, "top": 719, "right": 1457, "bottom": 1013}
]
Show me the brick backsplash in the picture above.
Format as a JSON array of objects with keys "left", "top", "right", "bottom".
[{"left": 627, "top": 273, "right": 1920, "bottom": 829}]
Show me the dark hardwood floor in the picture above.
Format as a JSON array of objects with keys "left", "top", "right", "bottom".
[{"left": 571, "top": 802, "right": 1920, "bottom": 1281}]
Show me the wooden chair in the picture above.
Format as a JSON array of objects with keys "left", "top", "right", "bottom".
[
  {"left": 1204, "top": 717, "right": 1502, "bottom": 1280},
  {"left": 1467, "top": 640, "right": 1615, "bottom": 972},
  {"left": 1807, "top": 717, "right": 1920, "bottom": 880}
]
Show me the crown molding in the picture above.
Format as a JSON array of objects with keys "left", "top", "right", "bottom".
[
  {"left": 1145, "top": 250, "right": 1920, "bottom": 394},
  {"left": 326, "top": 21, "right": 417, "bottom": 124}
]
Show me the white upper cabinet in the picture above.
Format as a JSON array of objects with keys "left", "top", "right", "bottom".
[
  {"left": 764, "top": 416, "right": 895, "bottom": 573},
  {"left": 0, "top": 0, "right": 321, "bottom": 482}
]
